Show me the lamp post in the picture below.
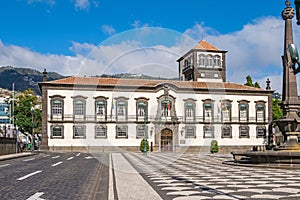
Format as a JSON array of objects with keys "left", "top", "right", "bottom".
[
  {"left": 31, "top": 107, "right": 35, "bottom": 151},
  {"left": 142, "top": 102, "right": 147, "bottom": 155}
]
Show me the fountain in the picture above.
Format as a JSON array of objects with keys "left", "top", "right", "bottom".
[{"left": 231, "top": 1, "right": 300, "bottom": 166}]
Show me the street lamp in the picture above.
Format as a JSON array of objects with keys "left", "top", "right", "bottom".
[
  {"left": 31, "top": 107, "right": 35, "bottom": 151},
  {"left": 141, "top": 102, "right": 147, "bottom": 155}
]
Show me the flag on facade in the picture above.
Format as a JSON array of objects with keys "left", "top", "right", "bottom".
[{"left": 167, "top": 98, "right": 171, "bottom": 110}]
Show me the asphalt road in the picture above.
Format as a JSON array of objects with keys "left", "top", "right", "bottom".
[{"left": 0, "top": 152, "right": 109, "bottom": 200}]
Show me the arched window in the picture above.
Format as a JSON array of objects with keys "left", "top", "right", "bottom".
[
  {"left": 95, "top": 125, "right": 106, "bottom": 138},
  {"left": 96, "top": 101, "right": 105, "bottom": 116},
  {"left": 72, "top": 96, "right": 87, "bottom": 121},
  {"left": 203, "top": 101, "right": 214, "bottom": 122},
  {"left": 214, "top": 55, "right": 221, "bottom": 68},
  {"left": 73, "top": 125, "right": 86, "bottom": 138},
  {"left": 184, "top": 100, "right": 196, "bottom": 122},
  {"left": 239, "top": 101, "right": 249, "bottom": 122},
  {"left": 161, "top": 99, "right": 172, "bottom": 117},
  {"left": 198, "top": 54, "right": 206, "bottom": 67},
  {"left": 207, "top": 54, "right": 213, "bottom": 68},
  {"left": 137, "top": 102, "right": 147, "bottom": 118},
  {"left": 116, "top": 125, "right": 128, "bottom": 138},
  {"left": 51, "top": 125, "right": 64, "bottom": 138},
  {"left": 239, "top": 126, "right": 249, "bottom": 138},
  {"left": 50, "top": 95, "right": 65, "bottom": 121},
  {"left": 52, "top": 100, "right": 62, "bottom": 115},
  {"left": 221, "top": 100, "right": 232, "bottom": 122},
  {"left": 74, "top": 100, "right": 84, "bottom": 115},
  {"left": 222, "top": 126, "right": 232, "bottom": 138},
  {"left": 257, "top": 126, "right": 266, "bottom": 138},
  {"left": 256, "top": 103, "right": 265, "bottom": 122},
  {"left": 116, "top": 97, "right": 128, "bottom": 121}
]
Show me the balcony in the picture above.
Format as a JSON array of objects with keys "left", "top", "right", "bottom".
[{"left": 48, "top": 115, "right": 268, "bottom": 124}]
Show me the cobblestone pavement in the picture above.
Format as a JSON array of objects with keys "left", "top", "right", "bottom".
[{"left": 123, "top": 152, "right": 300, "bottom": 200}]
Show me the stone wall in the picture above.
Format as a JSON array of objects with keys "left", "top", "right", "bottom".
[{"left": 0, "top": 137, "right": 16, "bottom": 155}]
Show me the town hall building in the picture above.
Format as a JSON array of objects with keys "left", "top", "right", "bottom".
[{"left": 39, "top": 40, "right": 273, "bottom": 153}]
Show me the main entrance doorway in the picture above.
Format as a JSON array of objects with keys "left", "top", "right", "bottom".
[{"left": 161, "top": 128, "right": 173, "bottom": 152}]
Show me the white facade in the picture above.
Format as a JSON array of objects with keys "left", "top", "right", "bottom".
[
  {"left": 41, "top": 40, "right": 272, "bottom": 153},
  {"left": 41, "top": 78, "right": 272, "bottom": 153}
]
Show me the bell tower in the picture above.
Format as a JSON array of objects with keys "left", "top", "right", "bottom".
[{"left": 177, "top": 40, "right": 227, "bottom": 82}]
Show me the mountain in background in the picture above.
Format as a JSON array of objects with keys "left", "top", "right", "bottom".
[
  {"left": 0, "top": 66, "right": 178, "bottom": 95},
  {"left": 0, "top": 66, "right": 65, "bottom": 95}
]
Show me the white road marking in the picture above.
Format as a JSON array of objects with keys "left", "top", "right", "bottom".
[
  {"left": 0, "top": 164, "right": 10, "bottom": 168},
  {"left": 23, "top": 158, "right": 36, "bottom": 162},
  {"left": 17, "top": 170, "right": 42, "bottom": 181},
  {"left": 85, "top": 156, "right": 94, "bottom": 159},
  {"left": 43, "top": 155, "right": 49, "bottom": 157},
  {"left": 52, "top": 161, "right": 63, "bottom": 167},
  {"left": 26, "top": 192, "right": 45, "bottom": 200},
  {"left": 76, "top": 153, "right": 81, "bottom": 157},
  {"left": 67, "top": 157, "right": 74, "bottom": 160},
  {"left": 52, "top": 156, "right": 60, "bottom": 159}
]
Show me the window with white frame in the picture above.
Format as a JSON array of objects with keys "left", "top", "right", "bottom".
[
  {"left": 239, "top": 126, "right": 249, "bottom": 138},
  {"left": 221, "top": 101, "right": 231, "bottom": 122},
  {"left": 214, "top": 55, "right": 221, "bottom": 68},
  {"left": 96, "top": 101, "right": 106, "bottom": 116},
  {"left": 207, "top": 54, "right": 213, "bottom": 68},
  {"left": 256, "top": 103, "right": 265, "bottom": 122},
  {"left": 161, "top": 99, "right": 172, "bottom": 117},
  {"left": 222, "top": 126, "right": 232, "bottom": 138},
  {"left": 185, "top": 126, "right": 196, "bottom": 138},
  {"left": 73, "top": 125, "right": 85, "bottom": 138},
  {"left": 95, "top": 125, "right": 106, "bottom": 138},
  {"left": 137, "top": 102, "right": 146, "bottom": 117},
  {"left": 185, "top": 102, "right": 194, "bottom": 119},
  {"left": 198, "top": 54, "right": 206, "bottom": 67},
  {"left": 203, "top": 102, "right": 213, "bottom": 122},
  {"left": 50, "top": 95, "right": 65, "bottom": 120},
  {"left": 136, "top": 125, "right": 147, "bottom": 139},
  {"left": 116, "top": 125, "right": 128, "bottom": 138},
  {"left": 204, "top": 126, "right": 214, "bottom": 138},
  {"left": 74, "top": 100, "right": 85, "bottom": 115},
  {"left": 51, "top": 125, "right": 63, "bottom": 138},
  {"left": 257, "top": 126, "right": 266, "bottom": 138},
  {"left": 117, "top": 101, "right": 126, "bottom": 116},
  {"left": 239, "top": 102, "right": 248, "bottom": 122},
  {"left": 52, "top": 100, "right": 62, "bottom": 115}
]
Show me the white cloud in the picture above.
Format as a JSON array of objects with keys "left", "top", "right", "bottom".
[
  {"left": 1, "top": 17, "right": 300, "bottom": 93},
  {"left": 184, "top": 17, "right": 300, "bottom": 93},
  {"left": 73, "top": 0, "right": 90, "bottom": 11},
  {"left": 101, "top": 25, "right": 116, "bottom": 36},
  {"left": 131, "top": 20, "right": 149, "bottom": 29},
  {"left": 27, "top": 0, "right": 55, "bottom": 6}
]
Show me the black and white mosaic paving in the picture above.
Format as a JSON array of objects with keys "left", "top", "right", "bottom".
[{"left": 123, "top": 153, "right": 300, "bottom": 200}]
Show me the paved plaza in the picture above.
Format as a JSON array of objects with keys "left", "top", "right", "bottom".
[{"left": 116, "top": 152, "right": 300, "bottom": 200}]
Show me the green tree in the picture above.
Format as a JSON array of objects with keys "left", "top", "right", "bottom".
[
  {"left": 272, "top": 98, "right": 283, "bottom": 121},
  {"left": 14, "top": 89, "right": 41, "bottom": 137},
  {"left": 254, "top": 82, "right": 261, "bottom": 88},
  {"left": 245, "top": 75, "right": 254, "bottom": 87},
  {"left": 245, "top": 75, "right": 261, "bottom": 88},
  {"left": 140, "top": 139, "right": 149, "bottom": 152}
]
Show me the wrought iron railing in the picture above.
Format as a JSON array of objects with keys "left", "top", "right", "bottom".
[{"left": 48, "top": 114, "right": 269, "bottom": 124}]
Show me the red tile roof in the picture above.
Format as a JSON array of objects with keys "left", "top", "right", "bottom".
[
  {"left": 194, "top": 40, "right": 220, "bottom": 51},
  {"left": 45, "top": 76, "right": 266, "bottom": 91}
]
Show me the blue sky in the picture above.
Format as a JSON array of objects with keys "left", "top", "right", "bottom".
[{"left": 0, "top": 0, "right": 298, "bottom": 92}]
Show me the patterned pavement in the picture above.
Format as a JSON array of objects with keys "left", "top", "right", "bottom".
[{"left": 123, "top": 152, "right": 300, "bottom": 200}]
